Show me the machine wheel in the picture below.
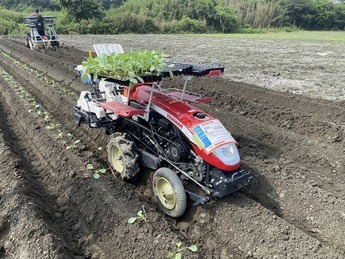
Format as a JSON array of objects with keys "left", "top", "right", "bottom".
[
  {"left": 107, "top": 133, "right": 139, "bottom": 181},
  {"left": 28, "top": 40, "right": 34, "bottom": 50},
  {"left": 153, "top": 167, "right": 187, "bottom": 218},
  {"left": 24, "top": 37, "right": 30, "bottom": 48},
  {"left": 51, "top": 40, "right": 60, "bottom": 48}
]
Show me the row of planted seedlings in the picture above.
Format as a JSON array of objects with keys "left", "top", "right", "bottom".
[
  {"left": 126, "top": 205, "right": 198, "bottom": 258},
  {"left": 0, "top": 50, "right": 109, "bottom": 179},
  {"left": 0, "top": 50, "right": 75, "bottom": 96},
  {"left": 0, "top": 64, "right": 107, "bottom": 179}
]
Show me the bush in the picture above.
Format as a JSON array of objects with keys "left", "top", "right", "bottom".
[
  {"left": 282, "top": 26, "right": 297, "bottom": 32},
  {"left": 238, "top": 25, "right": 266, "bottom": 34},
  {"left": 105, "top": 12, "right": 160, "bottom": 33},
  {"left": 0, "top": 8, "right": 27, "bottom": 23},
  {"left": 176, "top": 16, "right": 207, "bottom": 33},
  {"left": 162, "top": 17, "right": 206, "bottom": 33},
  {"left": 0, "top": 18, "right": 25, "bottom": 34}
]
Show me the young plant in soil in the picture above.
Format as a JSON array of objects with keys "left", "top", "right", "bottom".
[
  {"left": 128, "top": 205, "right": 147, "bottom": 224},
  {"left": 86, "top": 163, "right": 107, "bottom": 179},
  {"left": 66, "top": 139, "right": 80, "bottom": 150},
  {"left": 46, "top": 122, "right": 58, "bottom": 130},
  {"left": 56, "top": 132, "right": 64, "bottom": 139},
  {"left": 0, "top": 50, "right": 75, "bottom": 97},
  {"left": 166, "top": 241, "right": 198, "bottom": 259}
]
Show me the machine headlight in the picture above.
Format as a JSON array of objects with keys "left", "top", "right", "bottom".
[{"left": 212, "top": 143, "right": 240, "bottom": 165}]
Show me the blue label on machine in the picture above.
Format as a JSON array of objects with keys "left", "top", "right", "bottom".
[{"left": 194, "top": 125, "right": 211, "bottom": 148}]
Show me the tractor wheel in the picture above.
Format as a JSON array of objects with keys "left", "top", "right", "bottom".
[
  {"left": 153, "top": 167, "right": 187, "bottom": 218},
  {"left": 107, "top": 133, "right": 139, "bottom": 181}
]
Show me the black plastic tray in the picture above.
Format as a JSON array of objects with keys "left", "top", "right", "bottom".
[{"left": 92, "top": 62, "right": 224, "bottom": 86}]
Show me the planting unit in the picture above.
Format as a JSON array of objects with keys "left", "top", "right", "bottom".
[
  {"left": 74, "top": 44, "right": 252, "bottom": 217},
  {"left": 23, "top": 16, "right": 60, "bottom": 50}
]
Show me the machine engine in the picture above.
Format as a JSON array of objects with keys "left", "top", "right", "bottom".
[{"left": 152, "top": 117, "right": 189, "bottom": 162}]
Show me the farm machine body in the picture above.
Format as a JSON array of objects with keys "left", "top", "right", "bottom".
[
  {"left": 23, "top": 16, "right": 60, "bottom": 50},
  {"left": 74, "top": 44, "right": 252, "bottom": 217}
]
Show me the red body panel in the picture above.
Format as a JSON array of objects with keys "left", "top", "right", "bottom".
[
  {"left": 130, "top": 84, "right": 214, "bottom": 128},
  {"left": 99, "top": 101, "right": 146, "bottom": 117},
  {"left": 130, "top": 84, "right": 240, "bottom": 172}
]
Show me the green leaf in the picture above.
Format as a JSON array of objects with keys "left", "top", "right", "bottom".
[
  {"left": 188, "top": 245, "right": 198, "bottom": 252},
  {"left": 66, "top": 144, "right": 77, "bottom": 150},
  {"left": 46, "top": 123, "right": 56, "bottom": 130},
  {"left": 128, "top": 217, "right": 137, "bottom": 224},
  {"left": 137, "top": 210, "right": 144, "bottom": 217},
  {"left": 81, "top": 50, "right": 169, "bottom": 87},
  {"left": 81, "top": 73, "right": 88, "bottom": 81},
  {"left": 93, "top": 173, "right": 100, "bottom": 179},
  {"left": 98, "top": 168, "right": 107, "bottom": 174},
  {"left": 175, "top": 252, "right": 182, "bottom": 259},
  {"left": 166, "top": 252, "right": 174, "bottom": 258},
  {"left": 87, "top": 164, "right": 94, "bottom": 170},
  {"left": 137, "top": 76, "right": 144, "bottom": 83},
  {"left": 128, "top": 71, "right": 136, "bottom": 77},
  {"left": 129, "top": 78, "right": 138, "bottom": 84}
]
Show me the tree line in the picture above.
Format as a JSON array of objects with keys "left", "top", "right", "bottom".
[{"left": 1, "top": 0, "right": 345, "bottom": 35}]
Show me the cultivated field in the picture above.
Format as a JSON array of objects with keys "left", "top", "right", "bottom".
[{"left": 0, "top": 33, "right": 344, "bottom": 258}]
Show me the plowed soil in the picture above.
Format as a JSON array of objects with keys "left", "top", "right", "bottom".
[{"left": 0, "top": 34, "right": 344, "bottom": 259}]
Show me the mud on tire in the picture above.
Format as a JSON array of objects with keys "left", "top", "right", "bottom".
[{"left": 107, "top": 132, "right": 139, "bottom": 181}]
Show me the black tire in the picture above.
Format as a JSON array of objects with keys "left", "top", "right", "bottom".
[
  {"left": 107, "top": 133, "right": 139, "bottom": 181},
  {"left": 51, "top": 40, "right": 59, "bottom": 48},
  {"left": 24, "top": 37, "right": 30, "bottom": 48},
  {"left": 29, "top": 40, "right": 34, "bottom": 50},
  {"left": 153, "top": 167, "right": 187, "bottom": 218}
]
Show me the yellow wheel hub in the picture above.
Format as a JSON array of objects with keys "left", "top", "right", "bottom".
[
  {"left": 110, "top": 145, "right": 124, "bottom": 173},
  {"left": 156, "top": 177, "right": 176, "bottom": 210}
]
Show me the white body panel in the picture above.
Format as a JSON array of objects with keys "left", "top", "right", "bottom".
[{"left": 77, "top": 91, "right": 106, "bottom": 119}]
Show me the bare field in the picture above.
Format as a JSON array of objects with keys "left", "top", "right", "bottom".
[
  {"left": 0, "top": 34, "right": 344, "bottom": 259},
  {"left": 62, "top": 33, "right": 345, "bottom": 102}
]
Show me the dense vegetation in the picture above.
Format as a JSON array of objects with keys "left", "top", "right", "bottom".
[{"left": 1, "top": 0, "right": 345, "bottom": 35}]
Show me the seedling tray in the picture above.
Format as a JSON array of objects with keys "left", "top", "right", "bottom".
[{"left": 92, "top": 62, "right": 224, "bottom": 86}]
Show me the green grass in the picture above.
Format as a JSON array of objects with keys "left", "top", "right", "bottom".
[{"left": 193, "top": 31, "right": 345, "bottom": 42}]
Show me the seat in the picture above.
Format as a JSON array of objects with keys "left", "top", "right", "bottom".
[{"left": 93, "top": 44, "right": 124, "bottom": 56}]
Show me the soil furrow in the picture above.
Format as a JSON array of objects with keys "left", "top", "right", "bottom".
[
  {"left": 0, "top": 34, "right": 344, "bottom": 258},
  {"left": 0, "top": 82, "right": 78, "bottom": 258},
  {"left": 200, "top": 100, "right": 345, "bottom": 254},
  {"left": 0, "top": 41, "right": 201, "bottom": 259}
]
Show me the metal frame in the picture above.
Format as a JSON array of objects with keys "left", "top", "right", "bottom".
[{"left": 23, "top": 16, "right": 60, "bottom": 49}]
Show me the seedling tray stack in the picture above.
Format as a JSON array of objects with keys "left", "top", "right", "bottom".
[{"left": 96, "top": 62, "right": 224, "bottom": 86}]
